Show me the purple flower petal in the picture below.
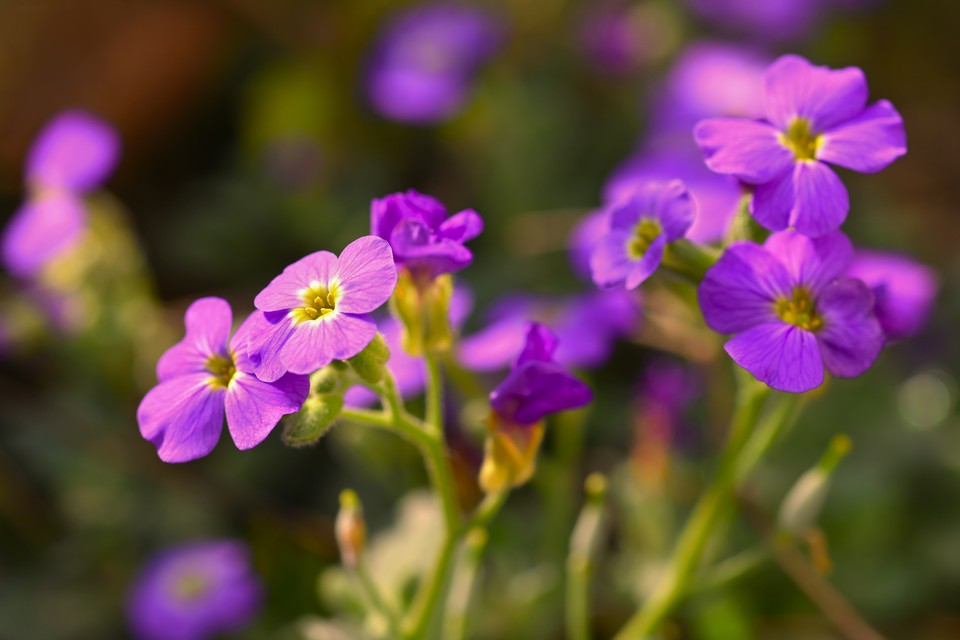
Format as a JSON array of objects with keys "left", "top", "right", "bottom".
[
  {"left": 818, "top": 100, "right": 907, "bottom": 173},
  {"left": 569, "top": 210, "right": 610, "bottom": 280},
  {"left": 591, "top": 229, "right": 634, "bottom": 288},
  {"left": 230, "top": 310, "right": 271, "bottom": 373},
  {"left": 371, "top": 190, "right": 448, "bottom": 240},
  {"left": 846, "top": 250, "right": 938, "bottom": 340},
  {"left": 278, "top": 313, "right": 378, "bottom": 375},
  {"left": 763, "top": 55, "right": 868, "bottom": 131},
  {"left": 752, "top": 161, "right": 849, "bottom": 236},
  {"left": 816, "top": 278, "right": 885, "bottom": 378},
  {"left": 625, "top": 234, "right": 666, "bottom": 289},
  {"left": 26, "top": 110, "right": 120, "bottom": 192},
  {"left": 249, "top": 316, "right": 299, "bottom": 383},
  {"left": 490, "top": 360, "right": 593, "bottom": 425},
  {"left": 334, "top": 235, "right": 398, "bottom": 314},
  {"left": 1, "top": 192, "right": 86, "bottom": 276},
  {"left": 225, "top": 372, "right": 309, "bottom": 450},
  {"left": 694, "top": 118, "right": 793, "bottom": 184},
  {"left": 458, "top": 314, "right": 529, "bottom": 371},
  {"left": 158, "top": 298, "right": 232, "bottom": 382},
  {"left": 137, "top": 374, "right": 225, "bottom": 463},
  {"left": 699, "top": 242, "right": 792, "bottom": 333},
  {"left": 654, "top": 180, "right": 697, "bottom": 240},
  {"left": 254, "top": 250, "right": 338, "bottom": 313},
  {"left": 725, "top": 323, "right": 824, "bottom": 393},
  {"left": 389, "top": 218, "right": 474, "bottom": 275},
  {"left": 763, "top": 230, "right": 853, "bottom": 296},
  {"left": 516, "top": 323, "right": 558, "bottom": 365},
  {"left": 439, "top": 209, "right": 484, "bottom": 242}
]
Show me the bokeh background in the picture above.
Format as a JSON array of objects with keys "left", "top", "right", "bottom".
[{"left": 1, "top": 0, "right": 959, "bottom": 638}]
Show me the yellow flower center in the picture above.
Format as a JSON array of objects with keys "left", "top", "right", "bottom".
[
  {"left": 205, "top": 353, "right": 237, "bottom": 389},
  {"left": 291, "top": 280, "right": 341, "bottom": 324},
  {"left": 780, "top": 117, "right": 823, "bottom": 162},
  {"left": 626, "top": 218, "right": 662, "bottom": 259},
  {"left": 774, "top": 287, "right": 823, "bottom": 332},
  {"left": 172, "top": 571, "right": 210, "bottom": 601}
]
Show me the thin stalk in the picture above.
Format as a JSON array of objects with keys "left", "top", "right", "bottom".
[
  {"left": 445, "top": 528, "right": 489, "bottom": 640},
  {"left": 353, "top": 558, "right": 402, "bottom": 637},
  {"left": 661, "top": 239, "right": 720, "bottom": 282},
  {"left": 567, "top": 474, "right": 609, "bottom": 640},
  {"left": 424, "top": 352, "right": 444, "bottom": 436}
]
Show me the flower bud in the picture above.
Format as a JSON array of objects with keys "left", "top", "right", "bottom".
[
  {"left": 478, "top": 414, "right": 545, "bottom": 493},
  {"left": 390, "top": 269, "right": 455, "bottom": 356},
  {"left": 347, "top": 332, "right": 391, "bottom": 385},
  {"left": 778, "top": 435, "right": 851, "bottom": 535},
  {"left": 335, "top": 490, "right": 366, "bottom": 569},
  {"left": 282, "top": 394, "right": 344, "bottom": 447}
]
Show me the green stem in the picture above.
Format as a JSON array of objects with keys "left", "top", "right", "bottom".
[
  {"left": 662, "top": 239, "right": 720, "bottom": 282},
  {"left": 424, "top": 352, "right": 444, "bottom": 436},
  {"left": 613, "top": 379, "right": 770, "bottom": 640},
  {"left": 691, "top": 548, "right": 770, "bottom": 596},
  {"left": 353, "top": 558, "right": 402, "bottom": 637},
  {"left": 567, "top": 474, "right": 609, "bottom": 640},
  {"left": 445, "top": 528, "right": 490, "bottom": 640}
]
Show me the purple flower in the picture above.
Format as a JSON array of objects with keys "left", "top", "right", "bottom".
[
  {"left": 489, "top": 323, "right": 592, "bottom": 426},
  {"left": 695, "top": 54, "right": 907, "bottom": 237},
  {"left": 138, "top": 298, "right": 309, "bottom": 463},
  {"left": 591, "top": 180, "right": 696, "bottom": 289},
  {"left": 698, "top": 231, "right": 885, "bottom": 393},
  {"left": 604, "top": 146, "right": 742, "bottom": 244},
  {"left": 371, "top": 190, "right": 483, "bottom": 278},
  {"left": 2, "top": 110, "right": 120, "bottom": 276},
  {"left": 127, "top": 540, "right": 262, "bottom": 640},
  {"left": 458, "top": 290, "right": 639, "bottom": 371},
  {"left": 685, "top": 0, "right": 822, "bottom": 41},
  {"left": 577, "top": 3, "right": 650, "bottom": 75},
  {"left": 249, "top": 236, "right": 398, "bottom": 382},
  {"left": 635, "top": 360, "right": 700, "bottom": 451},
  {"left": 846, "top": 250, "right": 938, "bottom": 340},
  {"left": 365, "top": 4, "right": 501, "bottom": 124}
]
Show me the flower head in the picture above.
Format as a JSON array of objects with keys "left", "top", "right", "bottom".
[
  {"left": 371, "top": 190, "right": 483, "bottom": 278},
  {"left": 365, "top": 4, "right": 501, "bottom": 123},
  {"left": 695, "top": 54, "right": 907, "bottom": 237},
  {"left": 127, "top": 540, "right": 262, "bottom": 640},
  {"left": 249, "top": 236, "right": 398, "bottom": 382},
  {"left": 2, "top": 110, "right": 120, "bottom": 276},
  {"left": 138, "top": 298, "right": 309, "bottom": 462},
  {"left": 698, "top": 231, "right": 885, "bottom": 393},
  {"left": 846, "top": 250, "right": 938, "bottom": 340},
  {"left": 591, "top": 180, "right": 696, "bottom": 289},
  {"left": 489, "top": 323, "right": 593, "bottom": 426}
]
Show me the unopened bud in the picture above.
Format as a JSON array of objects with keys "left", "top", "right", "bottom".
[
  {"left": 282, "top": 394, "right": 344, "bottom": 447},
  {"left": 478, "top": 415, "right": 545, "bottom": 493},
  {"left": 779, "top": 435, "right": 851, "bottom": 535},
  {"left": 389, "top": 270, "right": 455, "bottom": 356},
  {"left": 347, "top": 333, "right": 391, "bottom": 385},
  {"left": 336, "top": 489, "right": 366, "bottom": 568},
  {"left": 311, "top": 366, "right": 346, "bottom": 395}
]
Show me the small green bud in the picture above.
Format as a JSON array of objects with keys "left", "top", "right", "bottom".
[
  {"left": 282, "top": 394, "right": 344, "bottom": 447},
  {"left": 778, "top": 435, "right": 851, "bottom": 535},
  {"left": 347, "top": 333, "right": 391, "bottom": 385},
  {"left": 336, "top": 489, "right": 367, "bottom": 568},
  {"left": 310, "top": 366, "right": 345, "bottom": 395}
]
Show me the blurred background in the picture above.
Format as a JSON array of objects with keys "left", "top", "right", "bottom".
[{"left": 1, "top": 0, "right": 959, "bottom": 638}]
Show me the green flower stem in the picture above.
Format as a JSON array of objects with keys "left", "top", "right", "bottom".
[
  {"left": 690, "top": 548, "right": 770, "bottom": 596},
  {"left": 613, "top": 378, "right": 771, "bottom": 640},
  {"left": 567, "top": 474, "right": 609, "bottom": 640},
  {"left": 662, "top": 239, "right": 721, "bottom": 282},
  {"left": 424, "top": 352, "right": 444, "bottom": 436},
  {"left": 445, "top": 527, "right": 490, "bottom": 640},
  {"left": 353, "top": 556, "right": 402, "bottom": 637}
]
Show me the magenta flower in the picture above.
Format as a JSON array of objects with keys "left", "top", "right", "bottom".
[
  {"left": 699, "top": 231, "right": 885, "bottom": 393},
  {"left": 591, "top": 180, "right": 696, "bottom": 289},
  {"left": 2, "top": 110, "right": 120, "bottom": 276},
  {"left": 249, "top": 236, "right": 398, "bottom": 382},
  {"left": 127, "top": 540, "right": 262, "bottom": 640},
  {"left": 847, "top": 250, "right": 938, "bottom": 340},
  {"left": 490, "top": 323, "right": 592, "bottom": 426},
  {"left": 371, "top": 189, "right": 483, "bottom": 278},
  {"left": 695, "top": 55, "right": 907, "bottom": 237},
  {"left": 365, "top": 4, "right": 501, "bottom": 124},
  {"left": 138, "top": 298, "right": 308, "bottom": 462}
]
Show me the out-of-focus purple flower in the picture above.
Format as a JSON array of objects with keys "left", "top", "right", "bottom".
[
  {"left": 569, "top": 210, "right": 609, "bottom": 280},
  {"left": 127, "top": 540, "right": 262, "bottom": 640},
  {"left": 345, "top": 286, "right": 473, "bottom": 407},
  {"left": 699, "top": 231, "right": 885, "bottom": 393},
  {"left": 138, "top": 298, "right": 309, "bottom": 463},
  {"left": 489, "top": 323, "right": 592, "bottom": 426},
  {"left": 847, "top": 250, "right": 938, "bottom": 340},
  {"left": 651, "top": 42, "right": 767, "bottom": 134},
  {"left": 249, "top": 236, "right": 397, "bottom": 382},
  {"left": 685, "top": 0, "right": 822, "bottom": 41},
  {"left": 591, "top": 180, "right": 696, "bottom": 289},
  {"left": 577, "top": 4, "right": 649, "bottom": 75},
  {"left": 635, "top": 360, "right": 700, "bottom": 450},
  {"left": 371, "top": 189, "right": 483, "bottom": 278},
  {"left": 604, "top": 146, "right": 742, "bottom": 244},
  {"left": 2, "top": 110, "right": 120, "bottom": 276},
  {"left": 458, "top": 290, "right": 639, "bottom": 371},
  {"left": 695, "top": 54, "right": 907, "bottom": 237},
  {"left": 365, "top": 4, "right": 501, "bottom": 124}
]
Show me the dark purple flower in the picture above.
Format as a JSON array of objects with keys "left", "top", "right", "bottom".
[
  {"left": 685, "top": 0, "right": 822, "bottom": 41},
  {"left": 604, "top": 146, "right": 742, "bottom": 244},
  {"left": 138, "top": 298, "right": 309, "bottom": 463},
  {"left": 699, "top": 231, "right": 885, "bottom": 393},
  {"left": 577, "top": 3, "right": 650, "bottom": 75},
  {"left": 458, "top": 290, "right": 639, "bottom": 371},
  {"left": 695, "top": 55, "right": 907, "bottom": 237},
  {"left": 127, "top": 540, "right": 262, "bottom": 640},
  {"left": 365, "top": 4, "right": 501, "bottom": 124},
  {"left": 591, "top": 180, "right": 696, "bottom": 289},
  {"left": 371, "top": 189, "right": 483, "bottom": 278},
  {"left": 489, "top": 323, "right": 592, "bottom": 426},
  {"left": 846, "top": 250, "right": 938, "bottom": 340},
  {"left": 249, "top": 236, "right": 398, "bottom": 382},
  {"left": 2, "top": 110, "right": 120, "bottom": 276}
]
